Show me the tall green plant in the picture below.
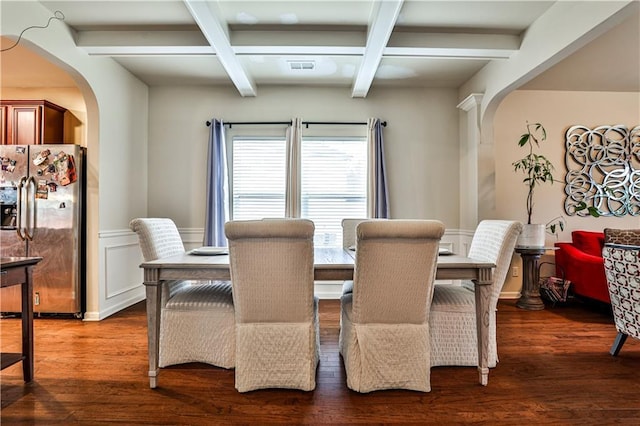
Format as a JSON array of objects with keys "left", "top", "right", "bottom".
[
  {"left": 512, "top": 122, "right": 555, "bottom": 225},
  {"left": 512, "top": 122, "right": 603, "bottom": 235}
]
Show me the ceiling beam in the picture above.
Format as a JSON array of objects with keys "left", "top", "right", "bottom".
[
  {"left": 231, "top": 29, "right": 366, "bottom": 47},
  {"left": 351, "top": 0, "right": 404, "bottom": 98},
  {"left": 79, "top": 46, "right": 214, "bottom": 55},
  {"left": 383, "top": 47, "right": 515, "bottom": 59},
  {"left": 233, "top": 46, "right": 364, "bottom": 55},
  {"left": 76, "top": 28, "right": 517, "bottom": 60},
  {"left": 77, "top": 30, "right": 214, "bottom": 55},
  {"left": 183, "top": 0, "right": 256, "bottom": 97},
  {"left": 386, "top": 32, "right": 519, "bottom": 58}
]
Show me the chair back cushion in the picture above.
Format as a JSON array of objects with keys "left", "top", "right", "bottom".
[
  {"left": 129, "top": 218, "right": 185, "bottom": 261},
  {"left": 342, "top": 218, "right": 367, "bottom": 249},
  {"left": 572, "top": 230, "right": 605, "bottom": 257},
  {"left": 352, "top": 219, "right": 445, "bottom": 324},
  {"left": 604, "top": 228, "right": 640, "bottom": 246},
  {"left": 466, "top": 220, "right": 523, "bottom": 304},
  {"left": 603, "top": 244, "right": 640, "bottom": 340},
  {"left": 225, "top": 218, "right": 315, "bottom": 323}
]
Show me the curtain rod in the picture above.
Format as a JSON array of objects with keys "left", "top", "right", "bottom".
[
  {"left": 302, "top": 121, "right": 387, "bottom": 128},
  {"left": 205, "top": 120, "right": 387, "bottom": 128}
]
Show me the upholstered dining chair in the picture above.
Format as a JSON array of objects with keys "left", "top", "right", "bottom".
[
  {"left": 342, "top": 218, "right": 367, "bottom": 250},
  {"left": 429, "top": 220, "right": 522, "bottom": 368},
  {"left": 603, "top": 243, "right": 640, "bottom": 356},
  {"left": 129, "top": 218, "right": 235, "bottom": 369},
  {"left": 340, "top": 218, "right": 367, "bottom": 295},
  {"left": 224, "top": 218, "right": 319, "bottom": 392},
  {"left": 339, "top": 219, "right": 445, "bottom": 393}
]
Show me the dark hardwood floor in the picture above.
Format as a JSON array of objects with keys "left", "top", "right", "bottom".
[{"left": 1, "top": 298, "right": 639, "bottom": 425}]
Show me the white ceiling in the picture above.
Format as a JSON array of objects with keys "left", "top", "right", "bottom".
[{"left": 1, "top": 1, "right": 638, "bottom": 95}]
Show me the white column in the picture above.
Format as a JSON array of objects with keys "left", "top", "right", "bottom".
[{"left": 457, "top": 93, "right": 483, "bottom": 230}]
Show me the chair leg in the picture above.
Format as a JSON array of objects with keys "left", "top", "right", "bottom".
[{"left": 610, "top": 332, "right": 628, "bottom": 356}]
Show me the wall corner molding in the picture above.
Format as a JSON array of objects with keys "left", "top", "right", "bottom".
[{"left": 457, "top": 93, "right": 484, "bottom": 112}]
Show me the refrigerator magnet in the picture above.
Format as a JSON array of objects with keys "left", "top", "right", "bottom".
[
  {"left": 58, "top": 154, "right": 77, "bottom": 186},
  {"left": 33, "top": 149, "right": 51, "bottom": 166},
  {"left": 36, "top": 179, "right": 49, "bottom": 199}
]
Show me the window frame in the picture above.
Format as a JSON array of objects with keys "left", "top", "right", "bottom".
[{"left": 227, "top": 133, "right": 368, "bottom": 247}]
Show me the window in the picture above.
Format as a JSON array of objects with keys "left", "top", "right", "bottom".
[
  {"left": 301, "top": 137, "right": 367, "bottom": 247},
  {"left": 230, "top": 138, "right": 286, "bottom": 220},
  {"left": 230, "top": 136, "right": 367, "bottom": 247}
]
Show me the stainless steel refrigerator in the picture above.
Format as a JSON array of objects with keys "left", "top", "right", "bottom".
[{"left": 0, "top": 144, "right": 85, "bottom": 317}]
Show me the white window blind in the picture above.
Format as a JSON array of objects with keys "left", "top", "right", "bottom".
[
  {"left": 301, "top": 137, "right": 367, "bottom": 248},
  {"left": 231, "top": 138, "right": 286, "bottom": 220},
  {"left": 229, "top": 135, "right": 367, "bottom": 247}
]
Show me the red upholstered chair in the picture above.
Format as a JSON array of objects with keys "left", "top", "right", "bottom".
[{"left": 554, "top": 231, "right": 610, "bottom": 304}]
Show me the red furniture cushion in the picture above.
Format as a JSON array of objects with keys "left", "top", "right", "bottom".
[
  {"left": 554, "top": 231, "right": 610, "bottom": 304},
  {"left": 571, "top": 230, "right": 605, "bottom": 257}
]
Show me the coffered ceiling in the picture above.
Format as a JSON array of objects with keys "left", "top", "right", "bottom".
[{"left": 1, "top": 1, "right": 639, "bottom": 96}]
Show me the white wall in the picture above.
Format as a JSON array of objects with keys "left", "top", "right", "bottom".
[
  {"left": 148, "top": 85, "right": 462, "bottom": 230},
  {"left": 147, "top": 84, "right": 467, "bottom": 300},
  {"left": 494, "top": 90, "right": 640, "bottom": 296}
]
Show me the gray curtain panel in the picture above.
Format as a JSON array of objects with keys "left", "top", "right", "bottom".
[{"left": 204, "top": 118, "right": 229, "bottom": 246}]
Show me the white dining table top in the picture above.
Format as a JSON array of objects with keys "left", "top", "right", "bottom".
[{"left": 140, "top": 247, "right": 494, "bottom": 272}]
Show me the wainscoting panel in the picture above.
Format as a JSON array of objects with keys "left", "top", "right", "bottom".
[
  {"left": 91, "top": 230, "right": 145, "bottom": 321},
  {"left": 180, "top": 228, "right": 206, "bottom": 251}
]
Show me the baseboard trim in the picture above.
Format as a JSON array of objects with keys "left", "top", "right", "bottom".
[
  {"left": 499, "top": 291, "right": 521, "bottom": 300},
  {"left": 85, "top": 293, "right": 145, "bottom": 321},
  {"left": 314, "top": 281, "right": 343, "bottom": 300}
]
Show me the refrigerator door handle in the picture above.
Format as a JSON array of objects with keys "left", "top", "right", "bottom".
[
  {"left": 16, "top": 177, "right": 27, "bottom": 241},
  {"left": 24, "top": 176, "right": 36, "bottom": 241}
]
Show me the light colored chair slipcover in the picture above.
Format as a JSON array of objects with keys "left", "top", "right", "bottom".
[
  {"left": 225, "top": 218, "right": 319, "bottom": 392},
  {"left": 429, "top": 220, "right": 522, "bottom": 368},
  {"left": 341, "top": 218, "right": 367, "bottom": 295},
  {"left": 603, "top": 243, "right": 640, "bottom": 356},
  {"left": 339, "top": 219, "right": 445, "bottom": 393},
  {"left": 342, "top": 218, "right": 367, "bottom": 250},
  {"left": 130, "top": 218, "right": 235, "bottom": 369}
]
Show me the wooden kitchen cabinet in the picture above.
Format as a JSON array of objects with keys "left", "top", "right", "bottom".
[{"left": 0, "top": 100, "right": 66, "bottom": 145}]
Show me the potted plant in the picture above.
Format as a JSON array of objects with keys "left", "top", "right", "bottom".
[
  {"left": 512, "top": 122, "right": 603, "bottom": 246},
  {"left": 512, "top": 122, "right": 557, "bottom": 247}
]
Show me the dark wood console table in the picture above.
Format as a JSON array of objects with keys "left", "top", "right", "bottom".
[
  {"left": 1, "top": 256, "right": 42, "bottom": 382},
  {"left": 515, "top": 247, "right": 548, "bottom": 311}
]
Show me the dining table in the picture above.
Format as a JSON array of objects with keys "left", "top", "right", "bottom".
[
  {"left": 140, "top": 247, "right": 495, "bottom": 389},
  {"left": 1, "top": 256, "right": 42, "bottom": 383}
]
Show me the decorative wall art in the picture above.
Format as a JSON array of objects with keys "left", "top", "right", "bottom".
[{"left": 564, "top": 125, "right": 640, "bottom": 217}]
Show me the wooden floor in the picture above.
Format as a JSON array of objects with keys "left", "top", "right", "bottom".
[{"left": 2, "top": 298, "right": 640, "bottom": 425}]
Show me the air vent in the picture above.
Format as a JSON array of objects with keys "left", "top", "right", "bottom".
[{"left": 288, "top": 60, "right": 315, "bottom": 70}]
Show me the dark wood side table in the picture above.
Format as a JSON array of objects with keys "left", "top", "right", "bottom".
[
  {"left": 1, "top": 256, "right": 42, "bottom": 382},
  {"left": 515, "top": 247, "right": 548, "bottom": 311}
]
